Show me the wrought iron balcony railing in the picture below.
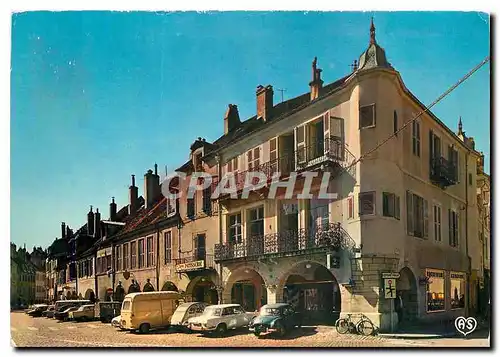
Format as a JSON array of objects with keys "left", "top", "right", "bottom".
[
  {"left": 211, "top": 136, "right": 356, "bottom": 197},
  {"left": 214, "top": 223, "right": 354, "bottom": 262},
  {"left": 430, "top": 156, "right": 457, "bottom": 188}
]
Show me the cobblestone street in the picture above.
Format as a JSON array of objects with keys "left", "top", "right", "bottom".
[{"left": 10, "top": 312, "right": 489, "bottom": 348}]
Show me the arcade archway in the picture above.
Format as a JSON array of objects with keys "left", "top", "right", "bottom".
[
  {"left": 225, "top": 267, "right": 268, "bottom": 312},
  {"left": 84, "top": 289, "right": 96, "bottom": 302},
  {"left": 161, "top": 281, "right": 179, "bottom": 292},
  {"left": 279, "top": 261, "right": 341, "bottom": 325},
  {"left": 397, "top": 267, "right": 418, "bottom": 323},
  {"left": 186, "top": 275, "right": 218, "bottom": 304}
]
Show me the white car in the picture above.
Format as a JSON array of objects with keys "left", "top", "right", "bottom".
[
  {"left": 111, "top": 315, "right": 122, "bottom": 329},
  {"left": 188, "top": 304, "right": 255, "bottom": 336}
]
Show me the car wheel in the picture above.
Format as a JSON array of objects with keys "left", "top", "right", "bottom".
[
  {"left": 139, "top": 323, "right": 151, "bottom": 334},
  {"left": 215, "top": 323, "right": 227, "bottom": 336},
  {"left": 275, "top": 322, "right": 286, "bottom": 337}
]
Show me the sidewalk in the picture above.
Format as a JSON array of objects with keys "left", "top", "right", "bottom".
[{"left": 378, "top": 317, "right": 490, "bottom": 340}]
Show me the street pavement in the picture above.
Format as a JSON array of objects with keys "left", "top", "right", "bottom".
[{"left": 10, "top": 311, "right": 490, "bottom": 348}]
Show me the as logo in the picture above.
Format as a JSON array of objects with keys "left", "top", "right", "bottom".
[{"left": 454, "top": 316, "right": 477, "bottom": 336}]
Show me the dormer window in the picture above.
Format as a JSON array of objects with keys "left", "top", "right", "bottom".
[{"left": 194, "top": 151, "right": 203, "bottom": 171}]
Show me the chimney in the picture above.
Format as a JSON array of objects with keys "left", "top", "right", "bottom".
[
  {"left": 224, "top": 104, "right": 241, "bottom": 134},
  {"left": 87, "top": 206, "right": 94, "bottom": 236},
  {"left": 61, "top": 222, "right": 66, "bottom": 239},
  {"left": 129, "top": 174, "right": 139, "bottom": 215},
  {"left": 144, "top": 164, "right": 161, "bottom": 209},
  {"left": 309, "top": 57, "right": 323, "bottom": 101},
  {"left": 110, "top": 197, "right": 117, "bottom": 221},
  {"left": 94, "top": 208, "right": 101, "bottom": 239},
  {"left": 256, "top": 85, "right": 273, "bottom": 121}
]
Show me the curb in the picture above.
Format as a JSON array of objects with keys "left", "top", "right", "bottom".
[{"left": 378, "top": 332, "right": 457, "bottom": 340}]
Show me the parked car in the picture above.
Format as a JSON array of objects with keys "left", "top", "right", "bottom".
[
  {"left": 120, "top": 291, "right": 182, "bottom": 333},
  {"left": 97, "top": 301, "right": 121, "bottom": 323},
  {"left": 111, "top": 315, "right": 122, "bottom": 329},
  {"left": 54, "top": 306, "right": 79, "bottom": 321},
  {"left": 171, "top": 302, "right": 209, "bottom": 331},
  {"left": 249, "top": 303, "right": 302, "bottom": 337},
  {"left": 27, "top": 304, "right": 49, "bottom": 317},
  {"left": 42, "top": 305, "right": 55, "bottom": 318},
  {"left": 188, "top": 304, "right": 255, "bottom": 336},
  {"left": 69, "top": 304, "right": 95, "bottom": 322}
]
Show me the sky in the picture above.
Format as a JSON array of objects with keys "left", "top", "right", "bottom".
[{"left": 11, "top": 11, "right": 490, "bottom": 250}]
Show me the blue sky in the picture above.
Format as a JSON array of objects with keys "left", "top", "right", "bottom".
[{"left": 11, "top": 11, "right": 490, "bottom": 249}]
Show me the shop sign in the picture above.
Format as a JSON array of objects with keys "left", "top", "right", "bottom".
[
  {"left": 175, "top": 260, "right": 205, "bottom": 272},
  {"left": 382, "top": 272, "right": 400, "bottom": 279}
]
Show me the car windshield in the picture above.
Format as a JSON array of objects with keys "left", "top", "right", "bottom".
[
  {"left": 202, "top": 307, "right": 222, "bottom": 317},
  {"left": 260, "top": 307, "right": 282, "bottom": 316}
]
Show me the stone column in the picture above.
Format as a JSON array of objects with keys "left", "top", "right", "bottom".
[{"left": 266, "top": 284, "right": 278, "bottom": 304}]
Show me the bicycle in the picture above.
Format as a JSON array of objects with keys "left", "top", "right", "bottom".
[{"left": 335, "top": 313, "right": 375, "bottom": 336}]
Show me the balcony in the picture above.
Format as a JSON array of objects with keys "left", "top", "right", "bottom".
[
  {"left": 214, "top": 223, "right": 352, "bottom": 262},
  {"left": 212, "top": 136, "right": 355, "bottom": 198},
  {"left": 174, "top": 253, "right": 216, "bottom": 272},
  {"left": 430, "top": 157, "right": 457, "bottom": 188}
]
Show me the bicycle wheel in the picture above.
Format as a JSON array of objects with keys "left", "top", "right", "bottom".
[
  {"left": 357, "top": 320, "right": 375, "bottom": 336},
  {"left": 335, "top": 318, "right": 350, "bottom": 334}
]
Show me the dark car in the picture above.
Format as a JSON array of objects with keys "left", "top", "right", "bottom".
[
  {"left": 249, "top": 303, "right": 302, "bottom": 337},
  {"left": 27, "top": 304, "right": 49, "bottom": 317},
  {"left": 42, "top": 305, "right": 55, "bottom": 318},
  {"left": 54, "top": 306, "right": 79, "bottom": 321}
]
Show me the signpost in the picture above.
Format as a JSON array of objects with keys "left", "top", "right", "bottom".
[{"left": 382, "top": 272, "right": 400, "bottom": 333}]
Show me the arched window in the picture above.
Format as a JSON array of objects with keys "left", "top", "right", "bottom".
[{"left": 393, "top": 110, "right": 398, "bottom": 135}]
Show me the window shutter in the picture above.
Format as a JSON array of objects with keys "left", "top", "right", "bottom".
[
  {"left": 295, "top": 125, "right": 306, "bottom": 165},
  {"left": 448, "top": 209, "right": 453, "bottom": 246},
  {"left": 429, "top": 130, "right": 434, "bottom": 168},
  {"left": 423, "top": 199, "right": 429, "bottom": 238},
  {"left": 247, "top": 150, "right": 253, "bottom": 170},
  {"left": 383, "top": 192, "right": 389, "bottom": 217},
  {"left": 395, "top": 195, "right": 400, "bottom": 220},
  {"left": 227, "top": 160, "right": 232, "bottom": 173},
  {"left": 407, "top": 191, "right": 414, "bottom": 235},
  {"left": 454, "top": 211, "right": 459, "bottom": 247}
]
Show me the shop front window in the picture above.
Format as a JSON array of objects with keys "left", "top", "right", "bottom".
[
  {"left": 450, "top": 272, "right": 466, "bottom": 309},
  {"left": 426, "top": 269, "right": 445, "bottom": 312}
]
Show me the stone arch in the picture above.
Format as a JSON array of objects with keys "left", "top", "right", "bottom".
[
  {"left": 161, "top": 281, "right": 179, "bottom": 292},
  {"left": 143, "top": 279, "right": 155, "bottom": 292},
  {"left": 185, "top": 273, "right": 218, "bottom": 304},
  {"left": 127, "top": 280, "right": 141, "bottom": 294},
  {"left": 223, "top": 264, "right": 272, "bottom": 311},
  {"left": 276, "top": 260, "right": 341, "bottom": 325},
  {"left": 397, "top": 266, "right": 419, "bottom": 322},
  {"left": 84, "top": 289, "right": 96, "bottom": 302}
]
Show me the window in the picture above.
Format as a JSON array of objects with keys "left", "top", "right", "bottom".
[
  {"left": 412, "top": 121, "right": 421, "bottom": 156},
  {"left": 448, "top": 146, "right": 459, "bottom": 182},
  {"left": 468, "top": 173, "right": 473, "bottom": 186},
  {"left": 227, "top": 157, "right": 238, "bottom": 173},
  {"left": 228, "top": 213, "right": 242, "bottom": 244},
  {"left": 248, "top": 206, "right": 264, "bottom": 238},
  {"left": 247, "top": 148, "right": 260, "bottom": 170},
  {"left": 164, "top": 231, "right": 172, "bottom": 264},
  {"left": 194, "top": 234, "right": 206, "bottom": 260},
  {"left": 359, "top": 104, "right": 376, "bottom": 128},
  {"left": 359, "top": 192, "right": 375, "bottom": 215},
  {"left": 194, "top": 152, "right": 203, "bottom": 171},
  {"left": 450, "top": 272, "right": 466, "bottom": 309},
  {"left": 426, "top": 269, "right": 445, "bottom": 312},
  {"left": 202, "top": 182, "right": 212, "bottom": 215},
  {"left": 347, "top": 196, "right": 354, "bottom": 219},
  {"left": 406, "top": 191, "right": 429, "bottom": 238},
  {"left": 106, "top": 255, "right": 112, "bottom": 270},
  {"left": 89, "top": 259, "right": 93, "bottom": 276},
  {"left": 130, "top": 241, "right": 137, "bottom": 269},
  {"left": 116, "top": 245, "right": 122, "bottom": 271},
  {"left": 138, "top": 239, "right": 145, "bottom": 268},
  {"left": 429, "top": 130, "right": 441, "bottom": 160},
  {"left": 449, "top": 209, "right": 459, "bottom": 247},
  {"left": 187, "top": 194, "right": 195, "bottom": 219},
  {"left": 382, "top": 192, "right": 400, "bottom": 219},
  {"left": 269, "top": 138, "right": 278, "bottom": 174},
  {"left": 147, "top": 236, "right": 154, "bottom": 267},
  {"left": 123, "top": 243, "right": 129, "bottom": 270},
  {"left": 393, "top": 111, "right": 398, "bottom": 135},
  {"left": 433, "top": 205, "right": 442, "bottom": 241}
]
